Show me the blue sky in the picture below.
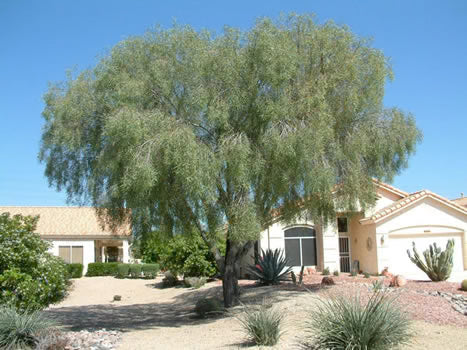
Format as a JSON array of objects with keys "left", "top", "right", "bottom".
[{"left": 0, "top": 0, "right": 466, "bottom": 205}]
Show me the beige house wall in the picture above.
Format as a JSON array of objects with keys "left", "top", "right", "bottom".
[{"left": 349, "top": 215, "right": 378, "bottom": 274}]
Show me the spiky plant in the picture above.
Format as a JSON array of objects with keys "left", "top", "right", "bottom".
[
  {"left": 238, "top": 303, "right": 284, "bottom": 346},
  {"left": 307, "top": 291, "right": 412, "bottom": 350},
  {"left": 249, "top": 249, "right": 292, "bottom": 285},
  {"left": 0, "top": 306, "right": 55, "bottom": 349},
  {"left": 407, "top": 240, "right": 455, "bottom": 281}
]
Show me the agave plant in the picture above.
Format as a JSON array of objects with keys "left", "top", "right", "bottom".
[
  {"left": 249, "top": 249, "right": 292, "bottom": 285},
  {"left": 407, "top": 240, "right": 454, "bottom": 281}
]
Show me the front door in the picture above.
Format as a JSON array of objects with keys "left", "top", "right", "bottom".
[{"left": 339, "top": 237, "right": 351, "bottom": 273}]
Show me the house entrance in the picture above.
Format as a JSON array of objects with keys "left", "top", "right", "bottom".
[{"left": 339, "top": 236, "right": 351, "bottom": 273}]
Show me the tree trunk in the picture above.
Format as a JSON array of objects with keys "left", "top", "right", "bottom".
[{"left": 222, "top": 239, "right": 239, "bottom": 308}]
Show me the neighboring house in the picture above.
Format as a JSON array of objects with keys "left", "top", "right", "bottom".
[
  {"left": 0, "top": 207, "right": 131, "bottom": 274},
  {"left": 253, "top": 181, "right": 467, "bottom": 280},
  {"left": 452, "top": 194, "right": 467, "bottom": 209}
]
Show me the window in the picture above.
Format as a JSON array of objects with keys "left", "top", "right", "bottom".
[
  {"left": 337, "top": 217, "right": 348, "bottom": 233},
  {"left": 58, "top": 246, "right": 83, "bottom": 264},
  {"left": 284, "top": 227, "right": 317, "bottom": 266}
]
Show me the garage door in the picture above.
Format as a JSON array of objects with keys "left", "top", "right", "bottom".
[{"left": 389, "top": 234, "right": 464, "bottom": 279}]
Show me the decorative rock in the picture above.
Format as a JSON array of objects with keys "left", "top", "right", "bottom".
[
  {"left": 321, "top": 276, "right": 335, "bottom": 286},
  {"left": 389, "top": 275, "right": 406, "bottom": 287},
  {"left": 307, "top": 267, "right": 316, "bottom": 275}
]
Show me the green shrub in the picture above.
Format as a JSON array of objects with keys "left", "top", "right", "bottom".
[
  {"left": 142, "top": 264, "right": 160, "bottom": 279},
  {"left": 0, "top": 213, "right": 69, "bottom": 311},
  {"left": 116, "top": 264, "right": 130, "bottom": 278},
  {"left": 322, "top": 267, "right": 330, "bottom": 276},
  {"left": 307, "top": 291, "right": 412, "bottom": 350},
  {"left": 86, "top": 262, "right": 119, "bottom": 277},
  {"left": 0, "top": 305, "right": 55, "bottom": 349},
  {"left": 162, "top": 271, "right": 178, "bottom": 287},
  {"left": 66, "top": 263, "right": 83, "bottom": 278},
  {"left": 350, "top": 269, "right": 358, "bottom": 277},
  {"left": 461, "top": 279, "right": 467, "bottom": 291},
  {"left": 194, "top": 297, "right": 224, "bottom": 318},
  {"left": 129, "top": 264, "right": 142, "bottom": 278},
  {"left": 333, "top": 270, "right": 339, "bottom": 276},
  {"left": 248, "top": 249, "right": 292, "bottom": 285},
  {"left": 184, "top": 276, "right": 207, "bottom": 288},
  {"left": 371, "top": 279, "right": 385, "bottom": 292},
  {"left": 407, "top": 240, "right": 455, "bottom": 281},
  {"left": 363, "top": 272, "right": 370, "bottom": 278},
  {"left": 238, "top": 303, "right": 284, "bottom": 346}
]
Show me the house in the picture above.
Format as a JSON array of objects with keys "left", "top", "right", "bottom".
[
  {"left": 256, "top": 181, "right": 467, "bottom": 280},
  {"left": 0, "top": 207, "right": 131, "bottom": 274}
]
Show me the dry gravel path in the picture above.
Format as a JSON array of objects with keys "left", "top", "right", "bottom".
[{"left": 45, "top": 276, "right": 467, "bottom": 350}]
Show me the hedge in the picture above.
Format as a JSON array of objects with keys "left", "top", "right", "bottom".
[
  {"left": 116, "top": 264, "right": 130, "bottom": 279},
  {"left": 142, "top": 264, "right": 160, "bottom": 279},
  {"left": 114, "top": 263, "right": 160, "bottom": 279},
  {"left": 129, "top": 264, "right": 142, "bottom": 278},
  {"left": 85, "top": 262, "right": 119, "bottom": 277},
  {"left": 66, "top": 263, "right": 83, "bottom": 278}
]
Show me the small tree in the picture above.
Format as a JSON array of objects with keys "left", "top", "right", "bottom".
[
  {"left": 407, "top": 240, "right": 455, "bottom": 281},
  {"left": 39, "top": 14, "right": 421, "bottom": 307},
  {"left": 0, "top": 213, "right": 69, "bottom": 311}
]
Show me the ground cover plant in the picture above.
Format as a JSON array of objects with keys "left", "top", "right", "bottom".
[
  {"left": 407, "top": 240, "right": 455, "bottom": 281},
  {"left": 249, "top": 248, "right": 292, "bottom": 285},
  {"left": 238, "top": 302, "right": 284, "bottom": 346},
  {"left": 0, "top": 305, "right": 55, "bottom": 350},
  {"left": 0, "top": 212, "right": 68, "bottom": 311},
  {"left": 307, "top": 291, "right": 412, "bottom": 349}
]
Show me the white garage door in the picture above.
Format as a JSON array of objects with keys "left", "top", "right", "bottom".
[{"left": 389, "top": 234, "right": 464, "bottom": 280}]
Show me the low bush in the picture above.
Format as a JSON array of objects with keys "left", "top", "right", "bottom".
[
  {"left": 142, "top": 264, "right": 160, "bottom": 279},
  {"left": 194, "top": 297, "right": 224, "bottom": 318},
  {"left": 322, "top": 267, "right": 330, "bottom": 276},
  {"left": 0, "top": 305, "right": 55, "bottom": 349},
  {"left": 307, "top": 291, "right": 412, "bottom": 349},
  {"left": 461, "top": 279, "right": 467, "bottom": 291},
  {"left": 248, "top": 249, "right": 292, "bottom": 285},
  {"left": 116, "top": 264, "right": 130, "bottom": 279},
  {"left": 35, "top": 328, "right": 69, "bottom": 350},
  {"left": 184, "top": 276, "right": 207, "bottom": 288},
  {"left": 66, "top": 263, "right": 83, "bottom": 279},
  {"left": 86, "top": 262, "right": 119, "bottom": 277},
  {"left": 333, "top": 270, "right": 339, "bottom": 276},
  {"left": 363, "top": 272, "right": 370, "bottom": 278},
  {"left": 129, "top": 264, "right": 142, "bottom": 278},
  {"left": 238, "top": 303, "right": 284, "bottom": 346},
  {"left": 350, "top": 269, "right": 358, "bottom": 277},
  {"left": 0, "top": 213, "right": 69, "bottom": 311},
  {"left": 162, "top": 271, "right": 178, "bottom": 287}
]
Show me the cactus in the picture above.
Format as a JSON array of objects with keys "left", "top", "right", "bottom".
[
  {"left": 407, "top": 239, "right": 455, "bottom": 281},
  {"left": 298, "top": 265, "right": 305, "bottom": 285},
  {"left": 290, "top": 271, "right": 297, "bottom": 285}
]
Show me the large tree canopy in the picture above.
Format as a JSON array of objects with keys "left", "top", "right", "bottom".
[{"left": 40, "top": 14, "right": 421, "bottom": 306}]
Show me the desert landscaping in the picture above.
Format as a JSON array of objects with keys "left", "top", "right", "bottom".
[{"left": 44, "top": 274, "right": 467, "bottom": 350}]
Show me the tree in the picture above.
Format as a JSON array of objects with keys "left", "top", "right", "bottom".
[
  {"left": 39, "top": 14, "right": 422, "bottom": 307},
  {"left": 0, "top": 213, "right": 69, "bottom": 311}
]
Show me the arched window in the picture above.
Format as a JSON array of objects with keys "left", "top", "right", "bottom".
[{"left": 284, "top": 226, "right": 317, "bottom": 266}]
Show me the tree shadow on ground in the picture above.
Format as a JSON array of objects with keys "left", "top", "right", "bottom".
[{"left": 45, "top": 281, "right": 312, "bottom": 333}]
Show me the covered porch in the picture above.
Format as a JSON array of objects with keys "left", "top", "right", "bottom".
[{"left": 95, "top": 239, "right": 130, "bottom": 263}]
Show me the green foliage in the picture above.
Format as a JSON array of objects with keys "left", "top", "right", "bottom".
[
  {"left": 129, "top": 264, "right": 142, "bottom": 278},
  {"left": 158, "top": 234, "right": 217, "bottom": 277},
  {"left": 0, "top": 213, "right": 69, "bottom": 312},
  {"left": 407, "top": 240, "right": 455, "bottom": 281},
  {"left": 461, "top": 279, "right": 467, "bottom": 291},
  {"left": 184, "top": 276, "right": 207, "bottom": 289},
  {"left": 238, "top": 303, "right": 284, "bottom": 346},
  {"left": 371, "top": 279, "right": 385, "bottom": 292},
  {"left": 194, "top": 297, "right": 224, "bottom": 318},
  {"left": 307, "top": 291, "right": 412, "bottom": 350},
  {"left": 298, "top": 265, "right": 305, "bottom": 285},
  {"left": 142, "top": 264, "right": 160, "bottom": 279},
  {"left": 66, "top": 263, "right": 83, "bottom": 279},
  {"left": 0, "top": 305, "right": 55, "bottom": 350},
  {"left": 363, "top": 272, "right": 370, "bottom": 278},
  {"left": 291, "top": 271, "right": 297, "bottom": 285},
  {"left": 333, "top": 270, "right": 339, "bottom": 276},
  {"left": 116, "top": 264, "right": 130, "bottom": 278},
  {"left": 350, "top": 269, "right": 358, "bottom": 277},
  {"left": 162, "top": 271, "right": 178, "bottom": 287},
  {"left": 248, "top": 249, "right": 292, "bottom": 285},
  {"left": 322, "top": 267, "right": 330, "bottom": 276},
  {"left": 39, "top": 14, "right": 422, "bottom": 307},
  {"left": 85, "top": 262, "right": 119, "bottom": 277}
]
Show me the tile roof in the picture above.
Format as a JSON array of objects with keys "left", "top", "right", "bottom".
[
  {"left": 372, "top": 179, "right": 409, "bottom": 198},
  {"left": 0, "top": 207, "right": 131, "bottom": 237},
  {"left": 360, "top": 190, "right": 467, "bottom": 224},
  {"left": 451, "top": 197, "right": 467, "bottom": 208}
]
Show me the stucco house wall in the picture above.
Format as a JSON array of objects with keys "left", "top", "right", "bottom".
[{"left": 349, "top": 214, "right": 378, "bottom": 274}]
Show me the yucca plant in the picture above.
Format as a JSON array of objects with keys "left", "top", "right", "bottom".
[
  {"left": 307, "top": 291, "right": 412, "bottom": 350},
  {"left": 238, "top": 303, "right": 284, "bottom": 346},
  {"left": 248, "top": 249, "right": 292, "bottom": 285},
  {"left": 407, "top": 240, "right": 455, "bottom": 281},
  {"left": 0, "top": 306, "right": 55, "bottom": 349}
]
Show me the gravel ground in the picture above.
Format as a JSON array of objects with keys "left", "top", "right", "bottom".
[{"left": 45, "top": 276, "right": 467, "bottom": 350}]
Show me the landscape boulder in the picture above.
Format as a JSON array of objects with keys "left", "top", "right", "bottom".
[{"left": 321, "top": 276, "right": 335, "bottom": 286}]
